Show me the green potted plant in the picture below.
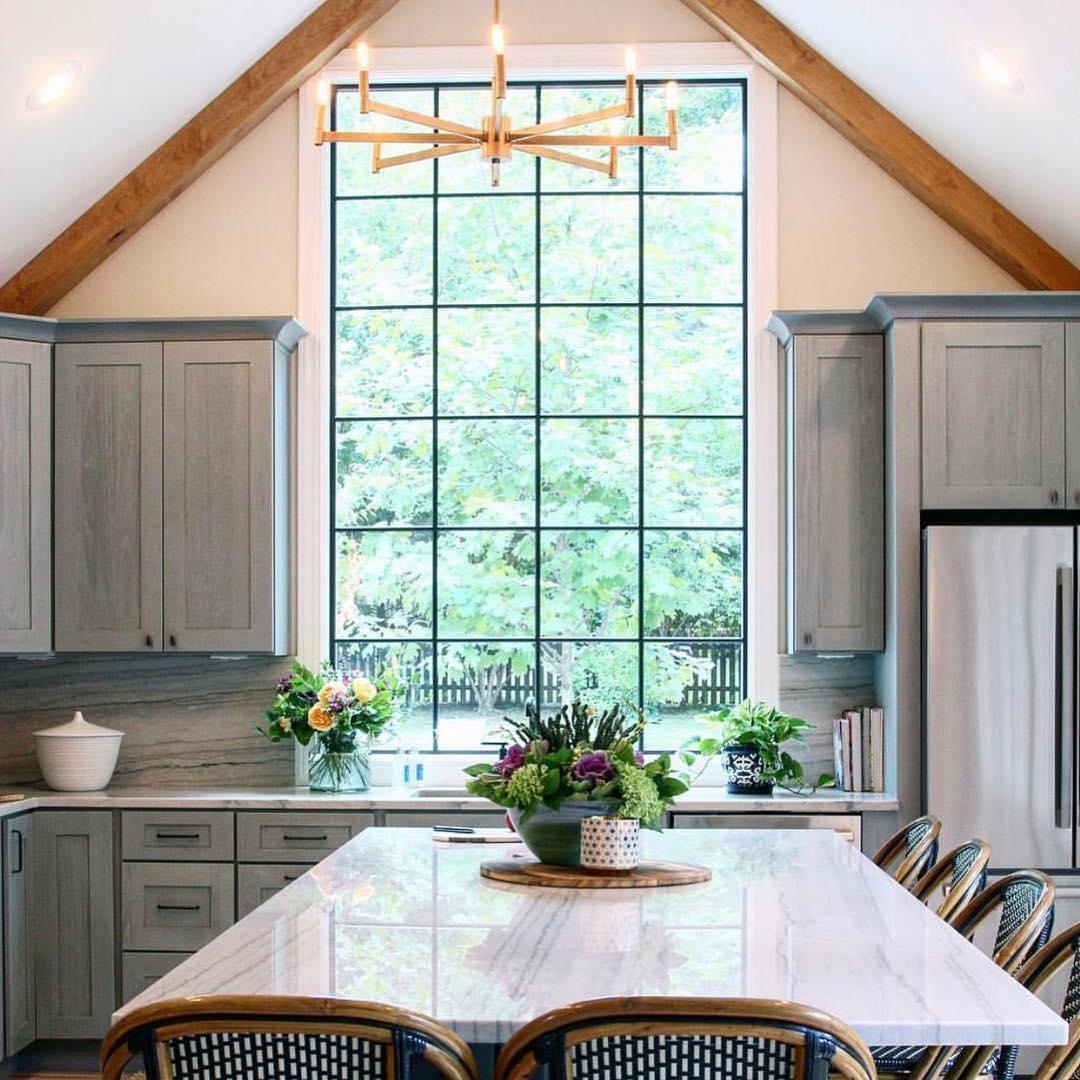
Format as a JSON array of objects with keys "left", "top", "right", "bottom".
[
  {"left": 463, "top": 699, "right": 691, "bottom": 867},
  {"left": 687, "top": 699, "right": 830, "bottom": 795}
]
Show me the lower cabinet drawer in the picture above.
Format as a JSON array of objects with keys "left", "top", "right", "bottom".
[
  {"left": 671, "top": 813, "right": 862, "bottom": 847},
  {"left": 122, "top": 810, "right": 235, "bottom": 861},
  {"left": 122, "top": 863, "right": 235, "bottom": 951},
  {"left": 237, "top": 863, "right": 315, "bottom": 917},
  {"left": 237, "top": 812, "right": 374, "bottom": 863},
  {"left": 122, "top": 951, "right": 190, "bottom": 1003},
  {"left": 381, "top": 811, "right": 508, "bottom": 828}
]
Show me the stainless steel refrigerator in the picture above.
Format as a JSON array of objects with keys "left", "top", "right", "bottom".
[{"left": 924, "top": 524, "right": 1076, "bottom": 872}]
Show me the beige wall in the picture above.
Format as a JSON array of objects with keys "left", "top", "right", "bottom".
[{"left": 51, "top": 0, "right": 1020, "bottom": 318}]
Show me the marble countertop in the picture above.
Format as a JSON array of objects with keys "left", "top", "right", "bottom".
[
  {"left": 117, "top": 827, "right": 1063, "bottom": 1048},
  {"left": 0, "top": 784, "right": 898, "bottom": 819}
]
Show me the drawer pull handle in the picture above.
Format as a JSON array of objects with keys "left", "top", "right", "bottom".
[
  {"left": 283, "top": 834, "right": 328, "bottom": 841},
  {"left": 155, "top": 832, "right": 201, "bottom": 840},
  {"left": 156, "top": 903, "right": 202, "bottom": 912},
  {"left": 283, "top": 874, "right": 301, "bottom": 882}
]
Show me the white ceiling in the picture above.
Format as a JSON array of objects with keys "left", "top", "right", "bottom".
[{"left": 2, "top": 0, "right": 1079, "bottom": 287}]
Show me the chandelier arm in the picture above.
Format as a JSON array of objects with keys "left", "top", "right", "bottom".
[
  {"left": 514, "top": 144, "right": 613, "bottom": 175},
  {"left": 375, "top": 144, "right": 477, "bottom": 170},
  {"left": 322, "top": 132, "right": 476, "bottom": 144},
  {"left": 367, "top": 99, "right": 482, "bottom": 139},
  {"left": 511, "top": 103, "right": 629, "bottom": 141},
  {"left": 517, "top": 134, "right": 672, "bottom": 147}
]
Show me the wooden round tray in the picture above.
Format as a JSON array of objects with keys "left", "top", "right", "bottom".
[{"left": 480, "top": 856, "right": 711, "bottom": 889}]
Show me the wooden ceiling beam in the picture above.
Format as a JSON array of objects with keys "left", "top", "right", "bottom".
[
  {"left": 0, "top": 0, "right": 400, "bottom": 315},
  {"left": 680, "top": 0, "right": 1080, "bottom": 290}
]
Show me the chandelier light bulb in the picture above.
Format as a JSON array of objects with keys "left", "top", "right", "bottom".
[
  {"left": 625, "top": 48, "right": 637, "bottom": 76},
  {"left": 665, "top": 81, "right": 680, "bottom": 110},
  {"left": 316, "top": 80, "right": 330, "bottom": 107},
  {"left": 492, "top": 24, "right": 505, "bottom": 55},
  {"left": 356, "top": 42, "right": 370, "bottom": 72}
]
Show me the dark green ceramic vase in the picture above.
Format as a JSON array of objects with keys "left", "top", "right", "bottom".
[{"left": 508, "top": 800, "right": 620, "bottom": 867}]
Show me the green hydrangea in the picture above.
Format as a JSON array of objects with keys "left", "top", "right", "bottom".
[
  {"left": 615, "top": 761, "right": 665, "bottom": 826},
  {"left": 506, "top": 763, "right": 545, "bottom": 808}
]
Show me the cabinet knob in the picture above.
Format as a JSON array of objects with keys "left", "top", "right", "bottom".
[
  {"left": 803, "top": 632, "right": 813, "bottom": 646},
  {"left": 1050, "top": 489, "right": 1061, "bottom": 505},
  {"left": 145, "top": 634, "right": 153, "bottom": 648},
  {"left": 169, "top": 634, "right": 177, "bottom": 648},
  {"left": 1074, "top": 490, "right": 1080, "bottom": 506}
]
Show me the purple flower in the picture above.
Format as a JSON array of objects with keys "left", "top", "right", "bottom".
[
  {"left": 326, "top": 689, "right": 351, "bottom": 714},
  {"left": 275, "top": 675, "right": 293, "bottom": 695},
  {"left": 494, "top": 745, "right": 526, "bottom": 776},
  {"left": 573, "top": 750, "right": 614, "bottom": 783},
  {"left": 634, "top": 751, "right": 645, "bottom": 766}
]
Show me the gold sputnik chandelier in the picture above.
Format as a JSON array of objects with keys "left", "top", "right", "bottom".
[{"left": 314, "top": 0, "right": 679, "bottom": 186}]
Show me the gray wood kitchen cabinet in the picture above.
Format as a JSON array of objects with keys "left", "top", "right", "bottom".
[
  {"left": 922, "top": 321, "right": 1066, "bottom": 508},
  {"left": 122, "top": 862, "right": 235, "bottom": 952},
  {"left": 1066, "top": 325, "right": 1080, "bottom": 509},
  {"left": 163, "top": 340, "right": 289, "bottom": 653},
  {"left": 3, "top": 814, "right": 35, "bottom": 1056},
  {"left": 32, "top": 811, "right": 115, "bottom": 1039},
  {"left": 787, "top": 334, "right": 884, "bottom": 652},
  {"left": 54, "top": 342, "right": 164, "bottom": 651},
  {"left": 0, "top": 339, "right": 51, "bottom": 652}
]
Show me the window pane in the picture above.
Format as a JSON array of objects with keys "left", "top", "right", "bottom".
[
  {"left": 438, "top": 419, "right": 534, "bottom": 526},
  {"left": 540, "top": 419, "right": 637, "bottom": 525},
  {"left": 439, "top": 196, "right": 535, "bottom": 303},
  {"left": 644, "top": 308, "right": 742, "bottom": 415},
  {"left": 643, "top": 83, "right": 744, "bottom": 192},
  {"left": 438, "top": 308, "right": 534, "bottom": 415},
  {"left": 540, "top": 530, "right": 637, "bottom": 637},
  {"left": 644, "top": 419, "right": 742, "bottom": 526},
  {"left": 644, "top": 195, "right": 742, "bottom": 303},
  {"left": 644, "top": 641, "right": 742, "bottom": 751},
  {"left": 540, "top": 195, "right": 638, "bottom": 302},
  {"left": 336, "top": 532, "right": 432, "bottom": 638},
  {"left": 337, "top": 199, "right": 433, "bottom": 306},
  {"left": 541, "top": 306, "right": 637, "bottom": 415},
  {"left": 438, "top": 531, "right": 535, "bottom": 636},
  {"left": 335, "top": 88, "right": 435, "bottom": 196},
  {"left": 335, "top": 641, "right": 434, "bottom": 750},
  {"left": 644, "top": 530, "right": 743, "bottom": 637},
  {"left": 437, "top": 643, "right": 535, "bottom": 749},
  {"left": 336, "top": 420, "right": 432, "bottom": 526},
  {"left": 540, "top": 641, "right": 639, "bottom": 712},
  {"left": 438, "top": 87, "right": 537, "bottom": 193},
  {"left": 336, "top": 310, "right": 432, "bottom": 417},
  {"left": 539, "top": 87, "right": 638, "bottom": 192}
]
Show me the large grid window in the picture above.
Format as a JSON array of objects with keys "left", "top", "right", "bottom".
[{"left": 331, "top": 78, "right": 747, "bottom": 751}]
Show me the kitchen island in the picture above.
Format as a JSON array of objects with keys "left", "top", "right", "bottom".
[{"left": 116, "top": 826, "right": 1065, "bottom": 1051}]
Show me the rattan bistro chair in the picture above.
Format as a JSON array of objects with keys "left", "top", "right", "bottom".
[
  {"left": 873, "top": 816, "right": 942, "bottom": 889},
  {"left": 101, "top": 996, "right": 479, "bottom": 1080},
  {"left": 872, "top": 871, "right": 1056, "bottom": 1080},
  {"left": 910, "top": 840, "right": 991, "bottom": 925},
  {"left": 494, "top": 997, "right": 877, "bottom": 1080}
]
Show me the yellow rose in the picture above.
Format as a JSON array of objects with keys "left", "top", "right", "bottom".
[
  {"left": 317, "top": 682, "right": 345, "bottom": 708},
  {"left": 352, "top": 677, "right": 377, "bottom": 704},
  {"left": 307, "top": 705, "right": 335, "bottom": 732},
  {"left": 278, "top": 715, "right": 292, "bottom": 733}
]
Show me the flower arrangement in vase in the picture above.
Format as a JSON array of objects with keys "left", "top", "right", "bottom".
[
  {"left": 464, "top": 699, "right": 691, "bottom": 867},
  {"left": 258, "top": 661, "right": 402, "bottom": 792}
]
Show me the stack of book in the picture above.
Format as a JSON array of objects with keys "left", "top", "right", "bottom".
[{"left": 833, "top": 706, "right": 885, "bottom": 792}]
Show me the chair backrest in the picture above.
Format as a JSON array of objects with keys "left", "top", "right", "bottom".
[
  {"left": 951, "top": 870, "right": 1056, "bottom": 975},
  {"left": 494, "top": 997, "right": 876, "bottom": 1080},
  {"left": 910, "top": 839, "right": 991, "bottom": 924},
  {"left": 101, "top": 996, "right": 479, "bottom": 1080},
  {"left": 872, "top": 815, "right": 942, "bottom": 888}
]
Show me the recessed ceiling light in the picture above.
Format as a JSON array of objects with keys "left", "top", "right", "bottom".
[
  {"left": 970, "top": 46, "right": 1024, "bottom": 94},
  {"left": 26, "top": 60, "right": 82, "bottom": 111}
]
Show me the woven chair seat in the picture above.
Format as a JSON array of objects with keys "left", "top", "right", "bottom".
[{"left": 872, "top": 1044, "right": 999, "bottom": 1075}]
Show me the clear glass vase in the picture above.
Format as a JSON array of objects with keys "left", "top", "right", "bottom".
[{"left": 308, "top": 735, "right": 371, "bottom": 793}]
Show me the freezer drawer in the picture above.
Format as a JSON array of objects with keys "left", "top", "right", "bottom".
[{"left": 671, "top": 814, "right": 861, "bottom": 847}]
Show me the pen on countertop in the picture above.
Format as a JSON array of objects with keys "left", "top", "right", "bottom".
[{"left": 433, "top": 825, "right": 475, "bottom": 834}]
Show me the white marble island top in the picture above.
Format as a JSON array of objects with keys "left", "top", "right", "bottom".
[{"left": 117, "top": 827, "right": 1064, "bottom": 1048}]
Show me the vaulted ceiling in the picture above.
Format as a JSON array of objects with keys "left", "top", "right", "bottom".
[{"left": 2, "top": 0, "right": 1078, "bottom": 300}]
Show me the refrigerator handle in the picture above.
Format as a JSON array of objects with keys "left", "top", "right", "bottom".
[{"left": 1055, "top": 565, "right": 1074, "bottom": 830}]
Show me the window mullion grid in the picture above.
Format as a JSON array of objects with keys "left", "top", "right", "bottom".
[
  {"left": 533, "top": 83, "right": 543, "bottom": 717},
  {"left": 636, "top": 76, "right": 646, "bottom": 751},
  {"left": 431, "top": 85, "right": 441, "bottom": 752}
]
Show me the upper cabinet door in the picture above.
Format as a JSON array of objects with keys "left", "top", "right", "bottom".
[
  {"left": 789, "top": 334, "right": 884, "bottom": 653},
  {"left": 163, "top": 340, "right": 284, "bottom": 653},
  {"left": 0, "top": 339, "right": 51, "bottom": 652},
  {"left": 54, "top": 343, "right": 164, "bottom": 650},
  {"left": 1066, "top": 324, "right": 1080, "bottom": 509},
  {"left": 922, "top": 321, "right": 1065, "bottom": 509}
]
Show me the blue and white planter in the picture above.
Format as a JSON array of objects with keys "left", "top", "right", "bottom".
[{"left": 722, "top": 743, "right": 773, "bottom": 795}]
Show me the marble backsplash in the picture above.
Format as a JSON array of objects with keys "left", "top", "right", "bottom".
[
  {"left": 0, "top": 653, "right": 294, "bottom": 788},
  {"left": 778, "top": 653, "right": 877, "bottom": 780},
  {"left": 0, "top": 652, "right": 874, "bottom": 789}
]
